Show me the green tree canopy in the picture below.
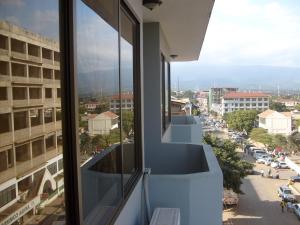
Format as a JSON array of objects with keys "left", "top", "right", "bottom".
[
  {"left": 269, "top": 102, "right": 287, "bottom": 112},
  {"left": 122, "top": 111, "right": 134, "bottom": 137},
  {"left": 204, "top": 134, "right": 253, "bottom": 194},
  {"left": 249, "top": 128, "right": 273, "bottom": 147},
  {"left": 224, "top": 110, "right": 258, "bottom": 133}
]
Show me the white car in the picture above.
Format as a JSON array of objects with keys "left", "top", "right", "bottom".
[
  {"left": 271, "top": 161, "right": 279, "bottom": 168},
  {"left": 264, "top": 158, "right": 274, "bottom": 165},
  {"left": 278, "top": 162, "right": 289, "bottom": 169},
  {"left": 278, "top": 186, "right": 296, "bottom": 202},
  {"left": 293, "top": 204, "right": 300, "bottom": 219}
]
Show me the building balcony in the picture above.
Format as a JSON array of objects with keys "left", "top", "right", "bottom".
[
  {"left": 44, "top": 122, "right": 56, "bottom": 132},
  {"left": 11, "top": 76, "right": 28, "bottom": 83},
  {"left": 43, "top": 78, "right": 54, "bottom": 85},
  {"left": 14, "top": 128, "right": 30, "bottom": 142},
  {"left": 45, "top": 148, "right": 58, "bottom": 161},
  {"left": 0, "top": 167, "right": 16, "bottom": 184},
  {"left": 54, "top": 61, "right": 60, "bottom": 66},
  {"left": 146, "top": 144, "right": 223, "bottom": 225},
  {"left": 31, "top": 124, "right": 44, "bottom": 137},
  {"left": 11, "top": 51, "right": 27, "bottom": 60},
  {"left": 29, "top": 98, "right": 43, "bottom": 106},
  {"left": 0, "top": 100, "right": 10, "bottom": 108},
  {"left": 0, "top": 75, "right": 10, "bottom": 81},
  {"left": 44, "top": 98, "right": 55, "bottom": 106},
  {"left": 13, "top": 99, "right": 29, "bottom": 108},
  {"left": 42, "top": 58, "right": 53, "bottom": 65},
  {"left": 32, "top": 154, "right": 46, "bottom": 168},
  {"left": 28, "top": 77, "right": 43, "bottom": 84},
  {"left": 16, "top": 160, "right": 32, "bottom": 176},
  {"left": 28, "top": 55, "right": 42, "bottom": 63},
  {"left": 56, "top": 121, "right": 62, "bottom": 130},
  {"left": 0, "top": 132, "right": 13, "bottom": 147},
  {"left": 0, "top": 48, "right": 9, "bottom": 56}
]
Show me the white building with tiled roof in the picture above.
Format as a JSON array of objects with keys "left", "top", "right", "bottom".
[
  {"left": 258, "top": 109, "right": 292, "bottom": 135},
  {"left": 110, "top": 93, "right": 133, "bottom": 112},
  {"left": 221, "top": 92, "right": 270, "bottom": 115},
  {"left": 88, "top": 111, "right": 119, "bottom": 135}
]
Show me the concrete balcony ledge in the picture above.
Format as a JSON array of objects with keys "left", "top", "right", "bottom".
[
  {"left": 163, "top": 116, "right": 203, "bottom": 145},
  {"left": 171, "top": 115, "right": 197, "bottom": 125},
  {"left": 147, "top": 144, "right": 223, "bottom": 225}
]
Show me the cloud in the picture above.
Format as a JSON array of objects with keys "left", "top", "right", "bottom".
[
  {"left": 0, "top": 0, "right": 24, "bottom": 7},
  {"left": 198, "top": 0, "right": 300, "bottom": 67}
]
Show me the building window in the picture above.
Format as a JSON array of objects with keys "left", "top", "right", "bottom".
[
  {"left": 264, "top": 103, "right": 268, "bottom": 106},
  {"left": 45, "top": 88, "right": 52, "bottom": 98},
  {"left": 32, "top": 139, "right": 44, "bottom": 157},
  {"left": 29, "top": 88, "right": 41, "bottom": 99},
  {"left": 13, "top": 87, "right": 27, "bottom": 100},
  {"left": 0, "top": 149, "right": 14, "bottom": 172},
  {"left": 44, "top": 108, "right": 54, "bottom": 123},
  {"left": 252, "top": 98, "right": 256, "bottom": 101},
  {"left": 0, "top": 113, "right": 11, "bottom": 133},
  {"left": 14, "top": 111, "right": 28, "bottom": 130},
  {"left": 161, "top": 54, "right": 171, "bottom": 132},
  {"left": 240, "top": 103, "right": 244, "bottom": 107},
  {"left": 47, "top": 162, "right": 58, "bottom": 175},
  {"left": 0, "top": 61, "right": 9, "bottom": 76},
  {"left": 264, "top": 98, "right": 268, "bottom": 101},
  {"left": 252, "top": 103, "right": 256, "bottom": 106},
  {"left": 76, "top": 0, "right": 141, "bottom": 224},
  {"left": 30, "top": 109, "right": 43, "bottom": 127},
  {"left": 0, "top": 87, "right": 7, "bottom": 100},
  {"left": 0, "top": 185, "right": 16, "bottom": 208},
  {"left": 43, "top": 68, "right": 52, "bottom": 79}
]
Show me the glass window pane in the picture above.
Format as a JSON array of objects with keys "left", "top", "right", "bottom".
[
  {"left": 0, "top": 1, "right": 64, "bottom": 224},
  {"left": 120, "top": 7, "right": 137, "bottom": 188},
  {"left": 76, "top": 0, "right": 122, "bottom": 224}
]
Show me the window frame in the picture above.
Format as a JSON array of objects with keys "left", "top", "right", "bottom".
[
  {"left": 161, "top": 54, "right": 171, "bottom": 133},
  {"left": 60, "top": 1, "right": 142, "bottom": 225}
]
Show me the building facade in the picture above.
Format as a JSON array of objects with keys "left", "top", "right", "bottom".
[
  {"left": 258, "top": 110, "right": 292, "bottom": 135},
  {"left": 221, "top": 92, "right": 270, "bottom": 115},
  {"left": 208, "top": 87, "right": 238, "bottom": 111},
  {"left": 87, "top": 111, "right": 118, "bottom": 135},
  {"left": 109, "top": 93, "right": 133, "bottom": 112},
  {"left": 0, "top": 21, "right": 64, "bottom": 224}
]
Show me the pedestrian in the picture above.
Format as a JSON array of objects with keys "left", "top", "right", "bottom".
[
  {"left": 260, "top": 170, "right": 264, "bottom": 177},
  {"left": 280, "top": 200, "right": 285, "bottom": 212},
  {"left": 268, "top": 168, "right": 271, "bottom": 177},
  {"left": 287, "top": 201, "right": 293, "bottom": 212}
]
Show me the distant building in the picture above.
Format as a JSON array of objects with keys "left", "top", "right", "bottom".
[
  {"left": 84, "top": 102, "right": 101, "bottom": 112},
  {"left": 258, "top": 109, "right": 292, "bottom": 135},
  {"left": 221, "top": 92, "right": 270, "bottom": 115},
  {"left": 110, "top": 93, "right": 133, "bottom": 112},
  {"left": 88, "top": 111, "right": 119, "bottom": 135},
  {"left": 208, "top": 87, "right": 238, "bottom": 111},
  {"left": 196, "top": 91, "right": 209, "bottom": 111},
  {"left": 274, "top": 99, "right": 300, "bottom": 109}
]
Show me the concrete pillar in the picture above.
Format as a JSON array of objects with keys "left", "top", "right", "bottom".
[{"left": 143, "top": 23, "right": 162, "bottom": 168}]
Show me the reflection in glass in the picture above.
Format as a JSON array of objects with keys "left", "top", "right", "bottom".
[
  {"left": 0, "top": 1, "right": 64, "bottom": 224},
  {"left": 76, "top": 0, "right": 122, "bottom": 224},
  {"left": 120, "top": 8, "right": 137, "bottom": 187}
]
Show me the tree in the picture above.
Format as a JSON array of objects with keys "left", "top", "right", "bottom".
[
  {"left": 269, "top": 102, "right": 287, "bottom": 112},
  {"left": 286, "top": 132, "right": 300, "bottom": 153},
  {"left": 204, "top": 134, "right": 253, "bottom": 194},
  {"left": 249, "top": 128, "right": 273, "bottom": 147},
  {"left": 122, "top": 111, "right": 134, "bottom": 137},
  {"left": 272, "top": 134, "right": 287, "bottom": 149},
  {"left": 91, "top": 135, "right": 105, "bottom": 150},
  {"left": 80, "top": 133, "right": 92, "bottom": 155},
  {"left": 295, "top": 104, "right": 300, "bottom": 111},
  {"left": 224, "top": 110, "right": 258, "bottom": 133}
]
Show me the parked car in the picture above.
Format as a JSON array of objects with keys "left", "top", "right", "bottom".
[
  {"left": 253, "top": 149, "right": 266, "bottom": 158},
  {"left": 293, "top": 203, "right": 300, "bottom": 219},
  {"left": 256, "top": 157, "right": 272, "bottom": 164},
  {"left": 278, "top": 186, "right": 296, "bottom": 202},
  {"left": 254, "top": 152, "right": 268, "bottom": 160},
  {"left": 278, "top": 162, "right": 289, "bottom": 169},
  {"left": 264, "top": 158, "right": 274, "bottom": 166},
  {"left": 290, "top": 175, "right": 300, "bottom": 183}
]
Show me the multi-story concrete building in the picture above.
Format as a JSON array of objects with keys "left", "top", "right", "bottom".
[
  {"left": 221, "top": 92, "right": 270, "bottom": 115},
  {"left": 0, "top": 21, "right": 63, "bottom": 224},
  {"left": 109, "top": 93, "right": 133, "bottom": 112},
  {"left": 208, "top": 87, "right": 238, "bottom": 112},
  {"left": 258, "top": 110, "right": 292, "bottom": 135}
]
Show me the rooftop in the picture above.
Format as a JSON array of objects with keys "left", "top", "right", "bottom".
[{"left": 223, "top": 92, "right": 269, "bottom": 99}]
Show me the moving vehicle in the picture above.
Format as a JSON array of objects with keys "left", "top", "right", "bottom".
[
  {"left": 293, "top": 203, "right": 300, "bottom": 219},
  {"left": 278, "top": 186, "right": 296, "bottom": 202},
  {"left": 271, "top": 161, "right": 288, "bottom": 169}
]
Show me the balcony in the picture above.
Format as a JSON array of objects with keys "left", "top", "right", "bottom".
[
  {"left": 29, "top": 98, "right": 43, "bottom": 106},
  {"left": 31, "top": 124, "right": 44, "bottom": 137},
  {"left": 45, "top": 122, "right": 56, "bottom": 132},
  {"left": 14, "top": 128, "right": 30, "bottom": 142},
  {"left": 0, "top": 167, "right": 16, "bottom": 183},
  {"left": 13, "top": 99, "right": 29, "bottom": 108},
  {"left": 0, "top": 132, "right": 13, "bottom": 147},
  {"left": 11, "top": 51, "right": 27, "bottom": 60},
  {"left": 147, "top": 144, "right": 222, "bottom": 225},
  {"left": 45, "top": 148, "right": 58, "bottom": 161},
  {"left": 28, "top": 55, "right": 42, "bottom": 63},
  {"left": 163, "top": 116, "right": 203, "bottom": 144},
  {"left": 16, "top": 160, "right": 32, "bottom": 176}
]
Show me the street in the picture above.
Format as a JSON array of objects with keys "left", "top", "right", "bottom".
[{"left": 224, "top": 155, "right": 300, "bottom": 225}]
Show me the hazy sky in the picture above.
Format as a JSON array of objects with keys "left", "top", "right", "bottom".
[
  {"left": 171, "top": 0, "right": 300, "bottom": 90},
  {"left": 174, "top": 0, "right": 300, "bottom": 68}
]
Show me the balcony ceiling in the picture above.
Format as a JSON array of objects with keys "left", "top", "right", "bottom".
[{"left": 143, "top": 0, "right": 215, "bottom": 61}]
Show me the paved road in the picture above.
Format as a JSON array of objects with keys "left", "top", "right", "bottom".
[
  {"left": 224, "top": 155, "right": 300, "bottom": 225},
  {"left": 210, "top": 126, "right": 300, "bottom": 224}
]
